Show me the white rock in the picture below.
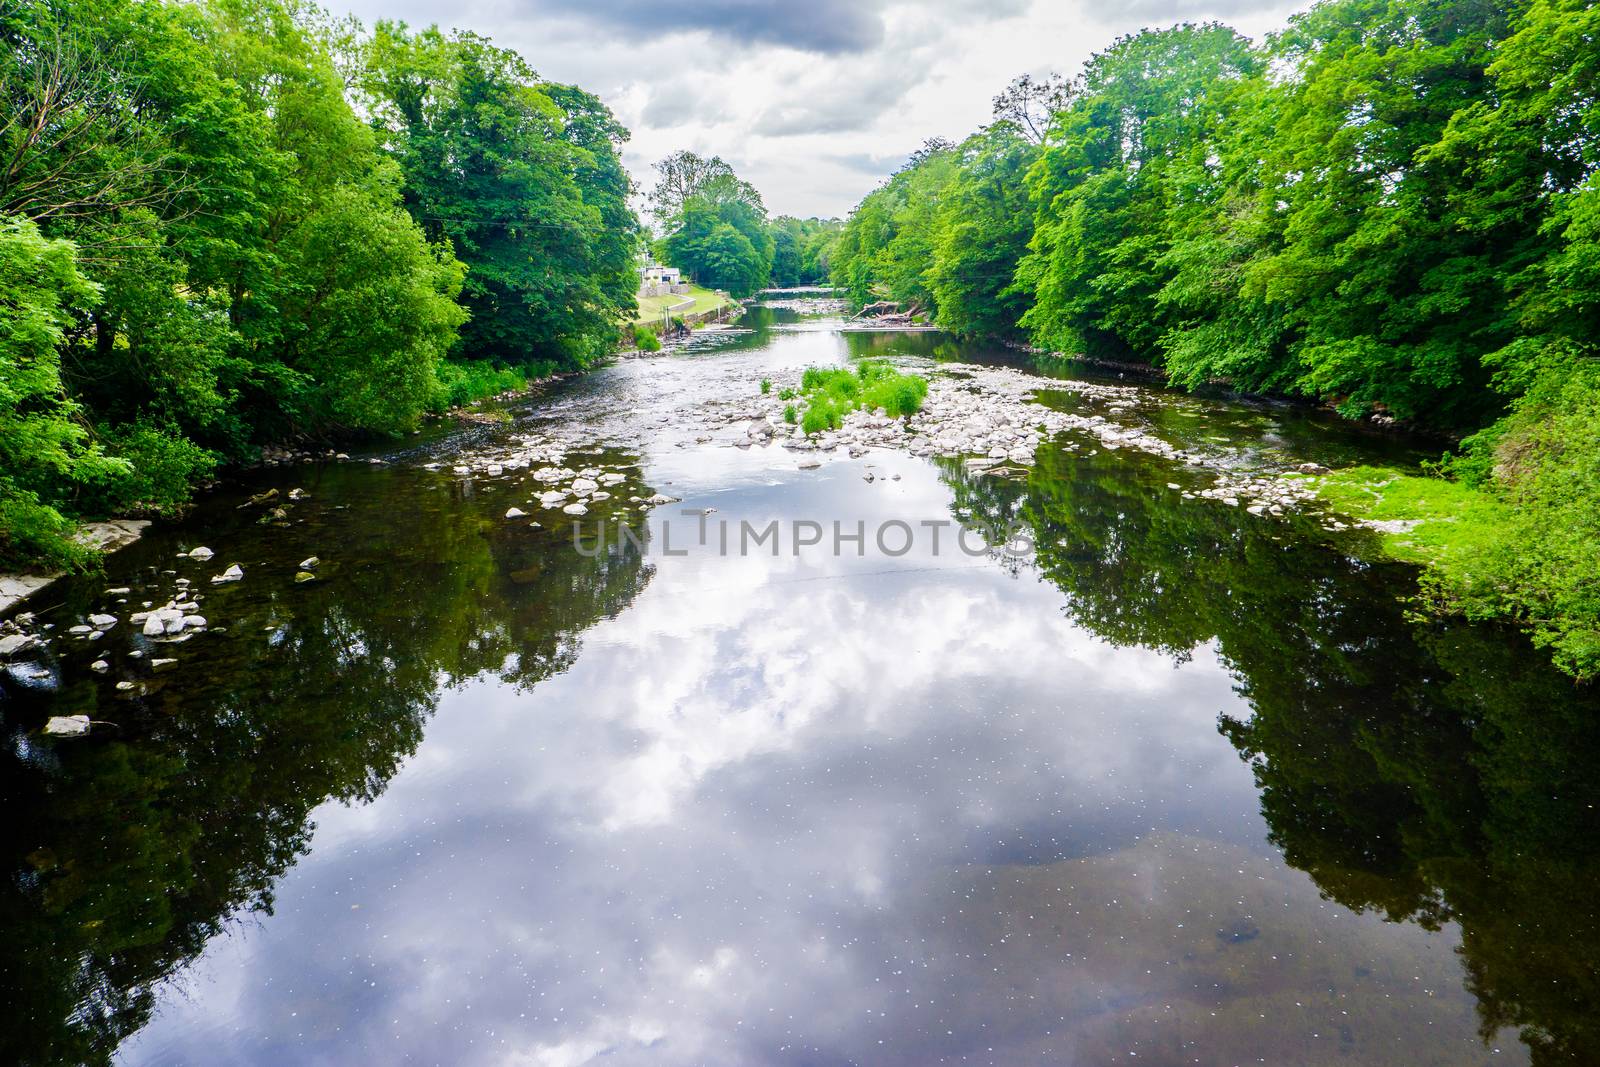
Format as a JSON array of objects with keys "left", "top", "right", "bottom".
[
  {"left": 44, "top": 715, "right": 91, "bottom": 736},
  {"left": 89, "top": 613, "right": 117, "bottom": 629},
  {"left": 210, "top": 564, "right": 244, "bottom": 584},
  {"left": 562, "top": 502, "right": 589, "bottom": 516},
  {"left": 142, "top": 616, "right": 165, "bottom": 636},
  {"left": 298, "top": 556, "right": 319, "bottom": 570},
  {"left": 90, "top": 659, "right": 109, "bottom": 673},
  {"left": 570, "top": 477, "right": 598, "bottom": 494},
  {"left": 505, "top": 507, "right": 528, "bottom": 519},
  {"left": 188, "top": 546, "right": 214, "bottom": 561},
  {"left": 183, "top": 615, "right": 208, "bottom": 630}
]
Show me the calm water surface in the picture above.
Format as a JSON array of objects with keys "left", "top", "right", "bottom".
[{"left": 2, "top": 302, "right": 1596, "bottom": 1066}]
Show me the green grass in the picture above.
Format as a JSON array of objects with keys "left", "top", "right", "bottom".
[
  {"left": 633, "top": 284, "right": 731, "bottom": 324},
  {"left": 1305, "top": 465, "right": 1512, "bottom": 567},
  {"left": 792, "top": 360, "right": 928, "bottom": 435}
]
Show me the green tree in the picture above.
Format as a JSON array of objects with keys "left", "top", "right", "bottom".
[
  {"left": 0, "top": 217, "right": 120, "bottom": 569},
  {"left": 361, "top": 22, "right": 638, "bottom": 370}
]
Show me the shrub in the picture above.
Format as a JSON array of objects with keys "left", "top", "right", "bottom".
[
  {"left": 793, "top": 360, "right": 927, "bottom": 434},
  {"left": 759, "top": 378, "right": 772, "bottom": 394},
  {"left": 87, "top": 421, "right": 219, "bottom": 516},
  {"left": 432, "top": 359, "right": 528, "bottom": 409},
  {"left": 778, "top": 387, "right": 796, "bottom": 401},
  {"left": 783, "top": 404, "right": 797, "bottom": 424},
  {"left": 633, "top": 324, "right": 661, "bottom": 352}
]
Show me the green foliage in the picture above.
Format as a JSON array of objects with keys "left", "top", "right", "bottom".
[
  {"left": 86, "top": 422, "right": 219, "bottom": 518},
  {"left": 360, "top": 25, "right": 639, "bottom": 370},
  {"left": 782, "top": 404, "right": 797, "bottom": 425},
  {"left": 794, "top": 360, "right": 926, "bottom": 435},
  {"left": 827, "top": 0, "right": 1600, "bottom": 675},
  {"left": 632, "top": 324, "right": 661, "bottom": 352},
  {"left": 777, "top": 387, "right": 795, "bottom": 401},
  {"left": 768, "top": 215, "right": 843, "bottom": 287},
  {"left": 759, "top": 378, "right": 772, "bottom": 395},
  {"left": 1429, "top": 367, "right": 1600, "bottom": 679},
  {"left": 432, "top": 360, "right": 528, "bottom": 409},
  {"left": 0, "top": 217, "right": 120, "bottom": 570},
  {"left": 0, "top": 0, "right": 645, "bottom": 569},
  {"left": 655, "top": 169, "right": 774, "bottom": 297},
  {"left": 830, "top": 139, "right": 959, "bottom": 314}
]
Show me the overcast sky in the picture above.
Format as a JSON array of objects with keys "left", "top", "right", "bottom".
[{"left": 332, "top": 0, "right": 1305, "bottom": 219}]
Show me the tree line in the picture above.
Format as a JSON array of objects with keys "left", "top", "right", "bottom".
[
  {"left": 648, "top": 150, "right": 839, "bottom": 296},
  {"left": 1, "top": 0, "right": 638, "bottom": 570},
  {"left": 829, "top": 0, "right": 1600, "bottom": 679}
]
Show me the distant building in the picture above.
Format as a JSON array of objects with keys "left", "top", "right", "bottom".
[{"left": 638, "top": 262, "right": 688, "bottom": 297}]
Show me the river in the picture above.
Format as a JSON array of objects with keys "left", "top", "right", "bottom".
[{"left": 2, "top": 297, "right": 1596, "bottom": 1066}]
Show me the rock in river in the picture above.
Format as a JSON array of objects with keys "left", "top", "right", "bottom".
[
  {"left": 211, "top": 564, "right": 244, "bottom": 584},
  {"left": 0, "top": 634, "right": 42, "bottom": 659},
  {"left": 44, "top": 715, "right": 91, "bottom": 737}
]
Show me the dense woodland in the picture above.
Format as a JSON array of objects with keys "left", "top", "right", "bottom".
[{"left": 831, "top": 0, "right": 1600, "bottom": 679}]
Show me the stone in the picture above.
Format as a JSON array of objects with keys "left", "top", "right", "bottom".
[
  {"left": 69, "top": 624, "right": 92, "bottom": 635},
  {"left": 295, "top": 571, "right": 316, "bottom": 584},
  {"left": 142, "top": 615, "right": 165, "bottom": 636},
  {"left": 89, "top": 613, "right": 117, "bottom": 629},
  {"left": 299, "top": 556, "right": 320, "bottom": 570},
  {"left": 562, "top": 502, "right": 589, "bottom": 516},
  {"left": 44, "top": 715, "right": 91, "bottom": 737},
  {"left": 211, "top": 564, "right": 244, "bottom": 584},
  {"left": 570, "top": 477, "right": 598, "bottom": 494},
  {"left": 183, "top": 615, "right": 208, "bottom": 630},
  {"left": 798, "top": 460, "right": 822, "bottom": 470},
  {"left": 151, "top": 658, "right": 178, "bottom": 671},
  {"left": 116, "top": 680, "right": 136, "bottom": 691},
  {"left": 188, "top": 546, "right": 214, "bottom": 561},
  {"left": 505, "top": 507, "right": 527, "bottom": 519},
  {"left": 105, "top": 587, "right": 131, "bottom": 595},
  {"left": 90, "top": 659, "right": 109, "bottom": 673}
]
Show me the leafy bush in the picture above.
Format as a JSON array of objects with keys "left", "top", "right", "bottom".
[
  {"left": 432, "top": 360, "right": 528, "bottom": 409},
  {"left": 633, "top": 324, "right": 661, "bottom": 352},
  {"left": 778, "top": 387, "right": 795, "bottom": 401},
  {"left": 783, "top": 404, "right": 797, "bottom": 424},
  {"left": 794, "top": 360, "right": 927, "bottom": 434},
  {"left": 1432, "top": 367, "right": 1600, "bottom": 679},
  {"left": 759, "top": 378, "right": 772, "bottom": 394},
  {"left": 88, "top": 422, "right": 219, "bottom": 516}
]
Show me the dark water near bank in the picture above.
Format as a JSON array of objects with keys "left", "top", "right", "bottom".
[{"left": 3, "top": 303, "right": 1597, "bottom": 1066}]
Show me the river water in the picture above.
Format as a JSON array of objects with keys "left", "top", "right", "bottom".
[{"left": 3, "top": 300, "right": 1596, "bottom": 1066}]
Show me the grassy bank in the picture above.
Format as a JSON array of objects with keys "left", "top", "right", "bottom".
[
  {"left": 634, "top": 284, "right": 731, "bottom": 324},
  {"left": 1302, "top": 369, "right": 1600, "bottom": 681}
]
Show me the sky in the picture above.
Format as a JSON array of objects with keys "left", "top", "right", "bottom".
[{"left": 331, "top": 0, "right": 1306, "bottom": 220}]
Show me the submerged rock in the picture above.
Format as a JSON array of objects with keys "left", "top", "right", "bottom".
[
  {"left": 188, "top": 546, "right": 215, "bottom": 561},
  {"left": 299, "top": 556, "right": 320, "bottom": 570},
  {"left": 211, "top": 564, "right": 244, "bottom": 584},
  {"left": 295, "top": 571, "right": 316, "bottom": 584}
]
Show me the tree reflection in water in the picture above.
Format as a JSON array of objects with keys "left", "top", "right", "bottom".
[
  {"left": 0, "top": 456, "right": 654, "bottom": 1066},
  {"left": 939, "top": 442, "right": 1600, "bottom": 1065}
]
